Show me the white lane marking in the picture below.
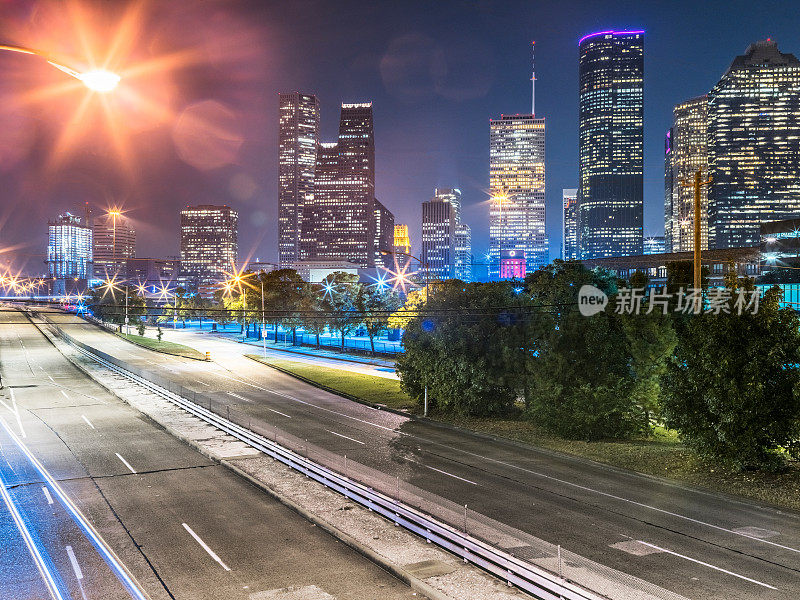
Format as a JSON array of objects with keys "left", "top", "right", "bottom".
[
  {"left": 197, "top": 381, "right": 210, "bottom": 387},
  {"left": 267, "top": 408, "right": 292, "bottom": 418},
  {"left": 422, "top": 464, "right": 479, "bottom": 486},
  {"left": 182, "top": 523, "right": 231, "bottom": 571},
  {"left": 65, "top": 546, "right": 84, "bottom": 580},
  {"left": 10, "top": 390, "right": 25, "bottom": 439},
  {"left": 637, "top": 541, "right": 777, "bottom": 590},
  {"left": 47, "top": 375, "right": 55, "bottom": 383},
  {"left": 61, "top": 390, "right": 70, "bottom": 400},
  {"left": 226, "top": 392, "right": 250, "bottom": 403},
  {"left": 115, "top": 453, "right": 137, "bottom": 474},
  {"left": 326, "top": 430, "right": 365, "bottom": 445},
  {"left": 42, "top": 487, "right": 54, "bottom": 505},
  {"left": 81, "top": 416, "right": 95, "bottom": 430}
]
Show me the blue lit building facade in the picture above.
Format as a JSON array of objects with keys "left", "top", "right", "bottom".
[
  {"left": 578, "top": 30, "right": 644, "bottom": 259},
  {"left": 47, "top": 212, "right": 93, "bottom": 294}
]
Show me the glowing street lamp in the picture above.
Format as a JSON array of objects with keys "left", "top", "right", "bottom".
[{"left": 0, "top": 44, "right": 121, "bottom": 93}]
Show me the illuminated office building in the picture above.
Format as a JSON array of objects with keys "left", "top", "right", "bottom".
[
  {"left": 301, "top": 103, "right": 393, "bottom": 267},
  {"left": 278, "top": 92, "right": 320, "bottom": 266},
  {"left": 664, "top": 96, "right": 709, "bottom": 253},
  {"left": 47, "top": 212, "right": 92, "bottom": 287},
  {"left": 643, "top": 236, "right": 666, "bottom": 255},
  {"left": 92, "top": 212, "right": 136, "bottom": 279},
  {"left": 562, "top": 188, "right": 578, "bottom": 260},
  {"left": 393, "top": 224, "right": 411, "bottom": 255},
  {"left": 179, "top": 205, "right": 238, "bottom": 291},
  {"left": 489, "top": 115, "right": 547, "bottom": 278},
  {"left": 421, "top": 188, "right": 472, "bottom": 281},
  {"left": 708, "top": 39, "right": 800, "bottom": 249},
  {"left": 578, "top": 30, "right": 644, "bottom": 259}
]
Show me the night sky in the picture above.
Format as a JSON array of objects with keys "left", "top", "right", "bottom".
[{"left": 2, "top": 0, "right": 799, "bottom": 274}]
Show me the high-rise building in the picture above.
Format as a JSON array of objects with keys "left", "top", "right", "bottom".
[
  {"left": 92, "top": 211, "right": 136, "bottom": 280},
  {"left": 578, "top": 30, "right": 644, "bottom": 259},
  {"left": 179, "top": 205, "right": 238, "bottom": 292},
  {"left": 278, "top": 93, "right": 320, "bottom": 266},
  {"left": 373, "top": 199, "right": 395, "bottom": 268},
  {"left": 47, "top": 212, "right": 92, "bottom": 294},
  {"left": 421, "top": 188, "right": 471, "bottom": 281},
  {"left": 393, "top": 224, "right": 411, "bottom": 255},
  {"left": 708, "top": 40, "right": 800, "bottom": 249},
  {"left": 489, "top": 114, "right": 547, "bottom": 278},
  {"left": 665, "top": 96, "right": 709, "bottom": 253},
  {"left": 454, "top": 223, "right": 472, "bottom": 282},
  {"left": 301, "top": 103, "right": 392, "bottom": 267},
  {"left": 643, "top": 236, "right": 666, "bottom": 255},
  {"left": 562, "top": 188, "right": 578, "bottom": 260}
]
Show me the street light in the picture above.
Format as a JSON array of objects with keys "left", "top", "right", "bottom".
[
  {"left": 380, "top": 250, "right": 430, "bottom": 302},
  {"left": 0, "top": 44, "right": 121, "bottom": 93}
]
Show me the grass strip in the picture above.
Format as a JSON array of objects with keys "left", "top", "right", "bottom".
[{"left": 117, "top": 333, "right": 206, "bottom": 360}]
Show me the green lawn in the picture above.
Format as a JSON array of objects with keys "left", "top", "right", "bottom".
[
  {"left": 248, "top": 356, "right": 800, "bottom": 512},
  {"left": 247, "top": 356, "right": 416, "bottom": 411},
  {"left": 117, "top": 333, "right": 206, "bottom": 360}
]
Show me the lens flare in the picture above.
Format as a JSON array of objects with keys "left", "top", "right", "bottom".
[{"left": 79, "top": 69, "right": 121, "bottom": 93}]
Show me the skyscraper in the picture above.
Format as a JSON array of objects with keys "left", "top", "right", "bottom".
[
  {"left": 47, "top": 212, "right": 92, "bottom": 294},
  {"left": 278, "top": 92, "right": 320, "bottom": 266},
  {"left": 562, "top": 188, "right": 578, "bottom": 260},
  {"left": 393, "top": 224, "right": 411, "bottom": 255},
  {"left": 179, "top": 205, "right": 238, "bottom": 292},
  {"left": 665, "top": 96, "right": 709, "bottom": 253},
  {"left": 92, "top": 211, "right": 136, "bottom": 280},
  {"left": 578, "top": 30, "right": 644, "bottom": 259},
  {"left": 421, "top": 188, "right": 471, "bottom": 281},
  {"left": 301, "top": 103, "right": 392, "bottom": 267},
  {"left": 708, "top": 40, "right": 800, "bottom": 249},
  {"left": 488, "top": 113, "right": 547, "bottom": 278}
]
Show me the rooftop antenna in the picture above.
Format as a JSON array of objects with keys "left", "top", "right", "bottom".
[{"left": 531, "top": 40, "right": 536, "bottom": 116}]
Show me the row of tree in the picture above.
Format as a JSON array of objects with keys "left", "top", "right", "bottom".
[
  {"left": 396, "top": 260, "right": 800, "bottom": 472},
  {"left": 88, "top": 269, "right": 403, "bottom": 354}
]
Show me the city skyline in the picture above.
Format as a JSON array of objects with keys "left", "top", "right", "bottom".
[{"left": 2, "top": 1, "right": 799, "bottom": 275}]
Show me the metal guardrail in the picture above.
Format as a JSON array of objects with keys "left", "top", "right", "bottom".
[{"left": 40, "top": 317, "right": 604, "bottom": 600}]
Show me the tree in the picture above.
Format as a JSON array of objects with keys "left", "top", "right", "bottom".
[
  {"left": 261, "top": 269, "right": 306, "bottom": 343},
  {"left": 661, "top": 285, "right": 800, "bottom": 470},
  {"left": 89, "top": 285, "right": 146, "bottom": 326},
  {"left": 298, "top": 285, "right": 330, "bottom": 348},
  {"left": 388, "top": 289, "right": 425, "bottom": 330},
  {"left": 357, "top": 285, "right": 402, "bottom": 354},
  {"left": 321, "top": 272, "right": 363, "bottom": 350}
]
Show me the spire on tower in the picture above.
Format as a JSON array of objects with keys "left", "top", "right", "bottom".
[{"left": 531, "top": 41, "right": 536, "bottom": 116}]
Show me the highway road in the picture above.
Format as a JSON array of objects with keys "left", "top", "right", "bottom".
[
  {"left": 0, "top": 308, "right": 416, "bottom": 600},
  {"left": 37, "top": 310, "right": 800, "bottom": 600}
]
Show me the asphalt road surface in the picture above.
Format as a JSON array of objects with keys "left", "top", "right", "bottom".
[
  {"left": 35, "top": 309, "right": 800, "bottom": 600},
  {"left": 0, "top": 308, "right": 415, "bottom": 600}
]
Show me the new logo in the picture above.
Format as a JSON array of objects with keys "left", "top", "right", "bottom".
[{"left": 578, "top": 284, "right": 608, "bottom": 316}]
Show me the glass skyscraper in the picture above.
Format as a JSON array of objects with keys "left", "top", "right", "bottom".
[
  {"left": 92, "top": 212, "right": 136, "bottom": 280},
  {"left": 664, "top": 95, "right": 708, "bottom": 253},
  {"left": 562, "top": 188, "right": 578, "bottom": 260},
  {"left": 421, "top": 188, "right": 471, "bottom": 282},
  {"left": 578, "top": 30, "right": 644, "bottom": 259},
  {"left": 179, "top": 205, "right": 238, "bottom": 292},
  {"left": 300, "top": 102, "right": 393, "bottom": 267},
  {"left": 708, "top": 40, "right": 800, "bottom": 249},
  {"left": 488, "top": 114, "right": 547, "bottom": 278},
  {"left": 278, "top": 92, "right": 320, "bottom": 266},
  {"left": 47, "top": 212, "right": 92, "bottom": 282}
]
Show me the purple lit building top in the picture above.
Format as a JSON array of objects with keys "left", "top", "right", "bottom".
[{"left": 578, "top": 30, "right": 644, "bottom": 46}]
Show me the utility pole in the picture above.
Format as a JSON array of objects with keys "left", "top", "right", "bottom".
[{"left": 682, "top": 170, "right": 712, "bottom": 290}]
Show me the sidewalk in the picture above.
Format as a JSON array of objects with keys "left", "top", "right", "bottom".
[{"left": 212, "top": 331, "right": 397, "bottom": 368}]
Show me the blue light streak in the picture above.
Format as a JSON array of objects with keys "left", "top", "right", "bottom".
[
  {"left": 0, "top": 466, "right": 70, "bottom": 600},
  {"left": 0, "top": 417, "right": 151, "bottom": 600}
]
